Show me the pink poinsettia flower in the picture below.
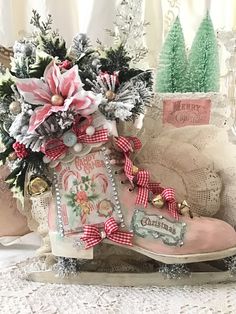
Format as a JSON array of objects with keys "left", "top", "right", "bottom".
[{"left": 16, "top": 61, "right": 101, "bottom": 133}]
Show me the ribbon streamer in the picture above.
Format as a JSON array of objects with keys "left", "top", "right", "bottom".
[
  {"left": 115, "top": 136, "right": 142, "bottom": 184},
  {"left": 161, "top": 188, "right": 179, "bottom": 220},
  {"left": 135, "top": 170, "right": 150, "bottom": 208}
]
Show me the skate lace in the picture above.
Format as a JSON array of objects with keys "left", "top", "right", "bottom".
[{"left": 113, "top": 136, "right": 195, "bottom": 220}]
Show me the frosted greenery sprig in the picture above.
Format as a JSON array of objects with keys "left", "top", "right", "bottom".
[{"left": 106, "top": 0, "right": 149, "bottom": 63}]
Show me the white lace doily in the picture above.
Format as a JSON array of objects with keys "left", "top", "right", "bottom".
[
  {"left": 135, "top": 130, "right": 222, "bottom": 217},
  {"left": 0, "top": 258, "right": 236, "bottom": 314}
]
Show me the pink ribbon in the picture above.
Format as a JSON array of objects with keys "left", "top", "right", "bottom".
[{"left": 80, "top": 217, "right": 133, "bottom": 249}]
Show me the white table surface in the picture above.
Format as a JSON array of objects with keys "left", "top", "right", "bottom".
[{"left": 0, "top": 233, "right": 41, "bottom": 268}]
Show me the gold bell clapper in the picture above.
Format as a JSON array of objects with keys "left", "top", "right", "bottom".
[
  {"left": 151, "top": 194, "right": 165, "bottom": 208},
  {"left": 28, "top": 176, "right": 50, "bottom": 196}
]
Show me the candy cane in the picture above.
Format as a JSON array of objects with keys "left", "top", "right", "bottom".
[
  {"left": 64, "top": 170, "right": 81, "bottom": 191},
  {"left": 92, "top": 173, "right": 108, "bottom": 194}
]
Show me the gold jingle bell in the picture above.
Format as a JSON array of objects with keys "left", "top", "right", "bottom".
[
  {"left": 132, "top": 165, "right": 139, "bottom": 175},
  {"left": 178, "top": 200, "right": 192, "bottom": 217},
  {"left": 152, "top": 194, "right": 165, "bottom": 209},
  {"left": 28, "top": 177, "right": 49, "bottom": 196},
  {"left": 51, "top": 94, "right": 64, "bottom": 106},
  {"left": 178, "top": 200, "right": 190, "bottom": 210},
  {"left": 105, "top": 90, "right": 116, "bottom": 101}
]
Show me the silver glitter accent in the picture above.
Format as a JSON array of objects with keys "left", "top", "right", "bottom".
[
  {"left": 53, "top": 257, "right": 78, "bottom": 277},
  {"left": 54, "top": 172, "right": 64, "bottom": 237},
  {"left": 224, "top": 255, "right": 236, "bottom": 275},
  {"left": 101, "top": 146, "right": 125, "bottom": 227},
  {"left": 159, "top": 264, "right": 190, "bottom": 279},
  {"left": 73, "top": 238, "right": 85, "bottom": 250}
]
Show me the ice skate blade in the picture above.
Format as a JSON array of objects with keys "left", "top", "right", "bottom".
[
  {"left": 27, "top": 270, "right": 236, "bottom": 286},
  {"left": 103, "top": 240, "right": 236, "bottom": 264}
]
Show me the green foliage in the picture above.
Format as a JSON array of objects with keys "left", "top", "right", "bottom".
[
  {"left": 156, "top": 17, "right": 188, "bottom": 93},
  {"left": 0, "top": 78, "right": 14, "bottom": 101},
  {"left": 72, "top": 33, "right": 91, "bottom": 59},
  {"left": 38, "top": 35, "right": 67, "bottom": 60},
  {"left": 11, "top": 57, "right": 31, "bottom": 78},
  {"left": 75, "top": 51, "right": 98, "bottom": 89},
  {"left": 5, "top": 160, "right": 27, "bottom": 191},
  {"left": 131, "top": 70, "right": 153, "bottom": 118},
  {"left": 0, "top": 147, "right": 13, "bottom": 165},
  {"left": 30, "top": 10, "right": 53, "bottom": 36},
  {"left": 5, "top": 152, "right": 45, "bottom": 194},
  {"left": 119, "top": 68, "right": 152, "bottom": 89},
  {"left": 100, "top": 45, "right": 131, "bottom": 73},
  {"left": 0, "top": 124, "right": 14, "bottom": 164},
  {"left": 187, "top": 12, "right": 219, "bottom": 92},
  {"left": 65, "top": 191, "right": 82, "bottom": 216},
  {"left": 30, "top": 10, "right": 67, "bottom": 60},
  {"left": 29, "top": 52, "right": 53, "bottom": 78}
]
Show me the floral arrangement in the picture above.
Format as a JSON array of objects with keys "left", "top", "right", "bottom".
[{"left": 0, "top": 9, "right": 153, "bottom": 196}]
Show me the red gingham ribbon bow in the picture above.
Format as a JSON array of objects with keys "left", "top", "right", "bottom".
[
  {"left": 43, "top": 116, "right": 109, "bottom": 160},
  {"left": 72, "top": 115, "right": 108, "bottom": 144},
  {"left": 42, "top": 138, "right": 68, "bottom": 160},
  {"left": 80, "top": 217, "right": 133, "bottom": 249},
  {"left": 161, "top": 188, "right": 179, "bottom": 220},
  {"left": 135, "top": 170, "right": 150, "bottom": 208}
]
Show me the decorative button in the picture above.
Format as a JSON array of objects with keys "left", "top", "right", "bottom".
[
  {"left": 62, "top": 132, "right": 77, "bottom": 147},
  {"left": 86, "top": 126, "right": 95, "bottom": 136},
  {"left": 100, "top": 231, "right": 107, "bottom": 239},
  {"left": 73, "top": 143, "right": 83, "bottom": 153}
]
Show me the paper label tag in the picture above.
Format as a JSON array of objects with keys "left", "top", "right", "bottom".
[
  {"left": 54, "top": 151, "right": 118, "bottom": 234},
  {"left": 163, "top": 98, "right": 211, "bottom": 127},
  {"left": 131, "top": 210, "right": 186, "bottom": 246}
]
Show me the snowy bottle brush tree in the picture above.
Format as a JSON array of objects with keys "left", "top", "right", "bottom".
[
  {"left": 155, "top": 16, "right": 188, "bottom": 93},
  {"left": 187, "top": 12, "right": 220, "bottom": 92}
]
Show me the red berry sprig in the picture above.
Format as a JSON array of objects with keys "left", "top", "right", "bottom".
[
  {"left": 12, "top": 142, "right": 29, "bottom": 159},
  {"left": 59, "top": 60, "right": 72, "bottom": 70}
]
